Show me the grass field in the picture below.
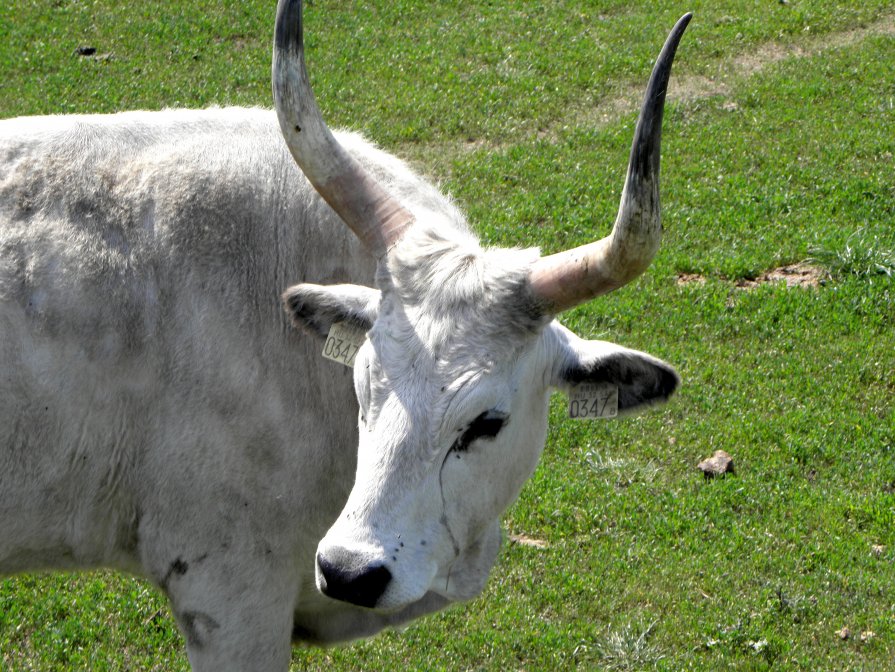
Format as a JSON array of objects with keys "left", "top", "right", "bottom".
[{"left": 1, "top": 1, "right": 894, "bottom": 670}]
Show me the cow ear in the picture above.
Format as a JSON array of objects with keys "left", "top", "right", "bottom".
[
  {"left": 282, "top": 283, "right": 381, "bottom": 338},
  {"left": 549, "top": 326, "right": 679, "bottom": 413}
]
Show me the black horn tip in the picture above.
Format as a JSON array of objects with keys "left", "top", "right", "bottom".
[
  {"left": 625, "top": 12, "right": 692, "bottom": 180},
  {"left": 669, "top": 13, "right": 693, "bottom": 50},
  {"left": 274, "top": 0, "right": 304, "bottom": 55},
  {"left": 656, "top": 12, "right": 692, "bottom": 81}
]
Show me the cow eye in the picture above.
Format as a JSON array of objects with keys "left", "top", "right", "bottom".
[{"left": 451, "top": 410, "right": 508, "bottom": 453}]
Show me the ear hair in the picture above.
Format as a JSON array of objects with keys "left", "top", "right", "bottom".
[{"left": 282, "top": 283, "right": 381, "bottom": 338}]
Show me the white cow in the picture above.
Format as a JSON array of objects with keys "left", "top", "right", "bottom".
[{"left": 0, "top": 0, "right": 690, "bottom": 669}]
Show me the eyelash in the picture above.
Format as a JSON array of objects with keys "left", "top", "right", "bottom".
[{"left": 451, "top": 411, "right": 508, "bottom": 453}]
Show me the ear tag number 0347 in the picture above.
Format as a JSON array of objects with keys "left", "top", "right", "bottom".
[
  {"left": 568, "top": 383, "right": 618, "bottom": 420},
  {"left": 322, "top": 322, "right": 367, "bottom": 368}
]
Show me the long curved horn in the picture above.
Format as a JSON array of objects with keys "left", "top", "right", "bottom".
[
  {"left": 529, "top": 13, "right": 692, "bottom": 314},
  {"left": 272, "top": 0, "right": 414, "bottom": 258}
]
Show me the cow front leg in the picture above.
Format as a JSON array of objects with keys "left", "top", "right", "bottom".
[{"left": 164, "top": 563, "right": 298, "bottom": 672}]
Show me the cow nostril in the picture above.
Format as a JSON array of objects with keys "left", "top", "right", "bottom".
[{"left": 316, "top": 551, "right": 392, "bottom": 609}]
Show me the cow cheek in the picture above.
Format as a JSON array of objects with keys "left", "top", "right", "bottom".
[
  {"left": 439, "top": 449, "right": 513, "bottom": 551},
  {"left": 447, "top": 387, "right": 552, "bottom": 521},
  {"left": 438, "top": 520, "right": 502, "bottom": 601}
]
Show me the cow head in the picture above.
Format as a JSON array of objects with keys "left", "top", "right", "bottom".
[{"left": 273, "top": 0, "right": 689, "bottom": 611}]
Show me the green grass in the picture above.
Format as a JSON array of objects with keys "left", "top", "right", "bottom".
[{"left": 2, "top": 1, "right": 894, "bottom": 670}]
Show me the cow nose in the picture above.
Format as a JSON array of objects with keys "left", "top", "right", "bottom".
[{"left": 316, "top": 549, "right": 392, "bottom": 608}]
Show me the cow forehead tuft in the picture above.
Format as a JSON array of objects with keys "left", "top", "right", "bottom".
[{"left": 384, "top": 225, "right": 548, "bottom": 343}]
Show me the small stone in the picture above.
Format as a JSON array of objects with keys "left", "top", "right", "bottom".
[
  {"left": 837, "top": 626, "right": 850, "bottom": 640},
  {"left": 697, "top": 450, "right": 734, "bottom": 478}
]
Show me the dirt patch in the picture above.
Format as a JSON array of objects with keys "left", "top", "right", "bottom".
[
  {"left": 735, "top": 263, "right": 827, "bottom": 289},
  {"left": 676, "top": 273, "right": 707, "bottom": 286},
  {"left": 625, "top": 12, "right": 895, "bottom": 118},
  {"left": 734, "top": 14, "right": 895, "bottom": 79},
  {"left": 677, "top": 264, "right": 827, "bottom": 289},
  {"left": 214, "top": 34, "right": 258, "bottom": 51},
  {"left": 508, "top": 533, "right": 549, "bottom": 549}
]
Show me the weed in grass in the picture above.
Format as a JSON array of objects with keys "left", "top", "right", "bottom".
[
  {"left": 593, "top": 619, "right": 664, "bottom": 671},
  {"left": 808, "top": 228, "right": 895, "bottom": 281},
  {"left": 774, "top": 586, "right": 818, "bottom": 625},
  {"left": 704, "top": 613, "right": 782, "bottom": 666},
  {"left": 584, "top": 450, "right": 660, "bottom": 488}
]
